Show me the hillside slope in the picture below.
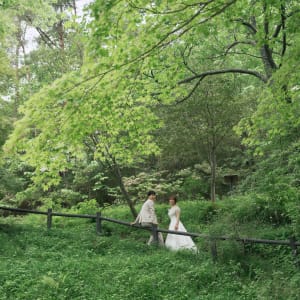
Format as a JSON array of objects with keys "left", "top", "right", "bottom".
[{"left": 1, "top": 199, "right": 300, "bottom": 299}]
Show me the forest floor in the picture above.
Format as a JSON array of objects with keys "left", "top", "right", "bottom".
[{"left": 0, "top": 200, "right": 300, "bottom": 299}]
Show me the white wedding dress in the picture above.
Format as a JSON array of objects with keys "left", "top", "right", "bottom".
[{"left": 165, "top": 206, "right": 197, "bottom": 252}]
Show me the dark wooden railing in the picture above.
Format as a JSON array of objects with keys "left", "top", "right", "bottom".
[{"left": 0, "top": 205, "right": 299, "bottom": 265}]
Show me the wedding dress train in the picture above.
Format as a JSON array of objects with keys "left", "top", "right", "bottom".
[{"left": 165, "top": 206, "right": 197, "bottom": 252}]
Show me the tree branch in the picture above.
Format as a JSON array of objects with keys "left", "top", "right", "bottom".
[
  {"left": 272, "top": 24, "right": 282, "bottom": 38},
  {"left": 232, "top": 18, "right": 257, "bottom": 34},
  {"left": 60, "top": 0, "right": 237, "bottom": 97},
  {"left": 227, "top": 51, "right": 262, "bottom": 59},
  {"left": 181, "top": 45, "right": 198, "bottom": 75},
  {"left": 225, "top": 40, "right": 256, "bottom": 55},
  {"left": 176, "top": 77, "right": 205, "bottom": 104},
  {"left": 24, "top": 15, "right": 57, "bottom": 48},
  {"left": 287, "top": 8, "right": 300, "bottom": 18},
  {"left": 280, "top": 3, "right": 287, "bottom": 58},
  {"left": 127, "top": 0, "right": 213, "bottom": 15},
  {"left": 35, "top": 27, "right": 57, "bottom": 48},
  {"left": 179, "top": 68, "right": 268, "bottom": 84},
  {"left": 261, "top": 2, "right": 277, "bottom": 72}
]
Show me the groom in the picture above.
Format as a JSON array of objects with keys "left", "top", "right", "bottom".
[{"left": 131, "top": 190, "right": 164, "bottom": 246}]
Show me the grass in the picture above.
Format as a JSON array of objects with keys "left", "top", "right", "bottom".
[{"left": 0, "top": 199, "right": 300, "bottom": 299}]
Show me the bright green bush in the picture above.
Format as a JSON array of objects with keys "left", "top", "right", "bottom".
[{"left": 76, "top": 198, "right": 100, "bottom": 215}]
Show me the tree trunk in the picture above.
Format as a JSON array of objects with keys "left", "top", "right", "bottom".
[
  {"left": 260, "top": 1, "right": 277, "bottom": 80},
  {"left": 15, "top": 45, "right": 20, "bottom": 115},
  {"left": 260, "top": 45, "right": 276, "bottom": 80},
  {"left": 114, "top": 163, "right": 138, "bottom": 218},
  {"left": 57, "top": 5, "right": 65, "bottom": 50},
  {"left": 14, "top": 19, "right": 22, "bottom": 116},
  {"left": 210, "top": 147, "right": 217, "bottom": 202},
  {"left": 72, "top": 0, "right": 77, "bottom": 16}
]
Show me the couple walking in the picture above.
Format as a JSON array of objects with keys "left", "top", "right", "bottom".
[{"left": 132, "top": 191, "right": 197, "bottom": 251}]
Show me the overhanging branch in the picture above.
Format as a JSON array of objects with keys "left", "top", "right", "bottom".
[
  {"left": 179, "top": 68, "right": 268, "bottom": 84},
  {"left": 225, "top": 40, "right": 256, "bottom": 55},
  {"left": 232, "top": 18, "right": 257, "bottom": 34},
  {"left": 176, "top": 77, "right": 205, "bottom": 104}
]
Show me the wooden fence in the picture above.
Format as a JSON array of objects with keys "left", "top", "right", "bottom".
[{"left": 0, "top": 205, "right": 299, "bottom": 265}]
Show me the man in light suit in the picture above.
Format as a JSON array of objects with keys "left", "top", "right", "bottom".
[{"left": 132, "top": 190, "right": 164, "bottom": 245}]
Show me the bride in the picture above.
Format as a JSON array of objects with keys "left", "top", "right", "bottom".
[{"left": 165, "top": 195, "right": 197, "bottom": 252}]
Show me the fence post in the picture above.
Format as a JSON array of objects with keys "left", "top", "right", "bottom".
[
  {"left": 47, "top": 208, "right": 52, "bottom": 230},
  {"left": 96, "top": 212, "right": 102, "bottom": 235},
  {"left": 210, "top": 239, "right": 217, "bottom": 262},
  {"left": 151, "top": 223, "right": 159, "bottom": 244},
  {"left": 289, "top": 236, "right": 299, "bottom": 268}
]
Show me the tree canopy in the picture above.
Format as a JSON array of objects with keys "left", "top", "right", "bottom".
[{"left": 1, "top": 0, "right": 299, "bottom": 214}]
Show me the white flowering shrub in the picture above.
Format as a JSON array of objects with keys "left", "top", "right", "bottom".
[{"left": 122, "top": 167, "right": 208, "bottom": 203}]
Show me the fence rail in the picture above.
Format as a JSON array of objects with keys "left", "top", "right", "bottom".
[{"left": 0, "top": 205, "right": 299, "bottom": 265}]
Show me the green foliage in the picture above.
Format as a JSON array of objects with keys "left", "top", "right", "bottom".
[
  {"left": 0, "top": 100, "right": 13, "bottom": 147},
  {"left": 4, "top": 65, "right": 161, "bottom": 189},
  {"left": 86, "top": 0, "right": 300, "bottom": 205},
  {"left": 13, "top": 186, "right": 43, "bottom": 209},
  {"left": 0, "top": 158, "right": 31, "bottom": 203},
  {"left": 221, "top": 194, "right": 290, "bottom": 226},
  {"left": 236, "top": 34, "right": 300, "bottom": 191},
  {"left": 43, "top": 189, "right": 84, "bottom": 209},
  {"left": 76, "top": 198, "right": 99, "bottom": 215}
]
